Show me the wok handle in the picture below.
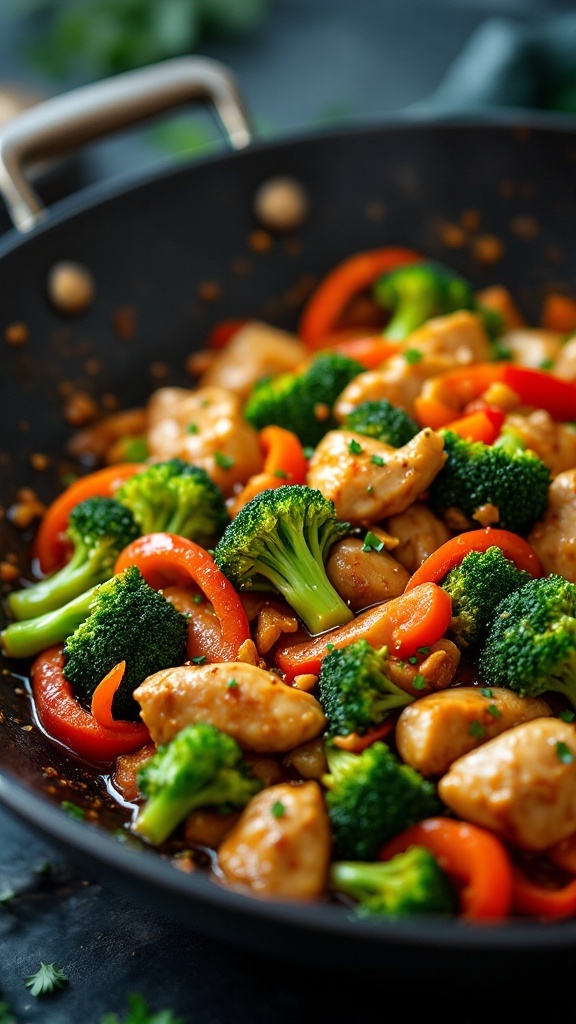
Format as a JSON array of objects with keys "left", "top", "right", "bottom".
[{"left": 0, "top": 56, "right": 254, "bottom": 233}]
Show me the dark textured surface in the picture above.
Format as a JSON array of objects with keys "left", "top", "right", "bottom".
[{"left": 1, "top": 2, "right": 575, "bottom": 1021}]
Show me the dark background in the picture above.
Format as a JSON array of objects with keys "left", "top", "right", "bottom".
[{"left": 1, "top": 1, "right": 575, "bottom": 1021}]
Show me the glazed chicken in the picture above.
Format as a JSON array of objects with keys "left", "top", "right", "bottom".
[
  {"left": 133, "top": 661, "right": 327, "bottom": 753},
  {"left": 438, "top": 717, "right": 576, "bottom": 851},
  {"left": 528, "top": 468, "right": 576, "bottom": 582},
  {"left": 198, "top": 321, "right": 308, "bottom": 399}
]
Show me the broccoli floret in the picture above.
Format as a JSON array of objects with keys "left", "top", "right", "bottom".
[
  {"left": 373, "top": 260, "right": 476, "bottom": 340},
  {"left": 441, "top": 545, "right": 532, "bottom": 657},
  {"left": 213, "top": 484, "right": 353, "bottom": 635},
  {"left": 478, "top": 574, "right": 576, "bottom": 708},
  {"left": 1, "top": 566, "right": 189, "bottom": 719},
  {"left": 243, "top": 352, "right": 364, "bottom": 448},
  {"left": 115, "top": 457, "right": 229, "bottom": 547},
  {"left": 7, "top": 496, "right": 140, "bottom": 622},
  {"left": 133, "top": 722, "right": 262, "bottom": 847},
  {"left": 429, "top": 429, "right": 551, "bottom": 535},
  {"left": 330, "top": 845, "right": 458, "bottom": 918},
  {"left": 342, "top": 399, "right": 419, "bottom": 448},
  {"left": 318, "top": 639, "right": 414, "bottom": 738},
  {"left": 322, "top": 741, "right": 442, "bottom": 861}
]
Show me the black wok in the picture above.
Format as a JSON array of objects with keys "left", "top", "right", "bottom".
[{"left": 1, "top": 56, "right": 576, "bottom": 980}]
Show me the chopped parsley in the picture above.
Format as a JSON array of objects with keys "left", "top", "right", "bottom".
[
  {"left": 273, "top": 468, "right": 289, "bottom": 478},
  {"left": 191, "top": 655, "right": 206, "bottom": 665},
  {"left": 25, "top": 962, "right": 68, "bottom": 997},
  {"left": 403, "top": 348, "right": 423, "bottom": 365},
  {"left": 560, "top": 709, "right": 575, "bottom": 723},
  {"left": 214, "top": 452, "right": 235, "bottom": 470},
  {"left": 226, "top": 678, "right": 239, "bottom": 689},
  {"left": 271, "top": 800, "right": 286, "bottom": 819},
  {"left": 361, "top": 531, "right": 384, "bottom": 552},
  {"left": 487, "top": 704, "right": 501, "bottom": 718},
  {"left": 412, "top": 674, "right": 426, "bottom": 690},
  {"left": 348, "top": 439, "right": 363, "bottom": 455},
  {"left": 370, "top": 453, "right": 386, "bottom": 466},
  {"left": 556, "top": 741, "right": 575, "bottom": 765},
  {"left": 186, "top": 422, "right": 199, "bottom": 434},
  {"left": 417, "top": 646, "right": 430, "bottom": 656},
  {"left": 469, "top": 720, "right": 485, "bottom": 739}
]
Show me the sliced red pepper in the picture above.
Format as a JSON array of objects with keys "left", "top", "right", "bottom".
[
  {"left": 114, "top": 532, "right": 250, "bottom": 662},
  {"left": 403, "top": 527, "right": 542, "bottom": 592},
  {"left": 275, "top": 582, "right": 452, "bottom": 681},
  {"left": 442, "top": 407, "right": 505, "bottom": 444},
  {"left": 298, "top": 247, "right": 423, "bottom": 347},
  {"left": 511, "top": 865, "right": 576, "bottom": 920},
  {"left": 380, "top": 817, "right": 513, "bottom": 920},
  {"left": 501, "top": 364, "right": 576, "bottom": 421},
  {"left": 34, "top": 462, "right": 145, "bottom": 575},
  {"left": 31, "top": 647, "right": 150, "bottom": 763},
  {"left": 324, "top": 335, "right": 401, "bottom": 369}
]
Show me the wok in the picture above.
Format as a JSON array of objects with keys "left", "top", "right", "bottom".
[{"left": 0, "top": 56, "right": 576, "bottom": 979}]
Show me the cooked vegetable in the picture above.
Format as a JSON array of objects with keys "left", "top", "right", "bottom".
[
  {"left": 133, "top": 722, "right": 262, "bottom": 846},
  {"left": 213, "top": 485, "right": 353, "bottom": 635},
  {"left": 478, "top": 573, "right": 576, "bottom": 708},
  {"left": 8, "top": 496, "right": 140, "bottom": 621},
  {"left": 115, "top": 457, "right": 229, "bottom": 547},
  {"left": 318, "top": 639, "right": 414, "bottom": 738},
  {"left": 373, "top": 260, "right": 476, "bottom": 340},
  {"left": 243, "top": 351, "right": 364, "bottom": 448},
  {"left": 428, "top": 428, "right": 551, "bottom": 535},
  {"left": 342, "top": 398, "right": 419, "bottom": 448},
  {"left": 322, "top": 740, "right": 442, "bottom": 861},
  {"left": 404, "top": 526, "right": 543, "bottom": 591},
  {"left": 330, "top": 845, "right": 457, "bottom": 918}
]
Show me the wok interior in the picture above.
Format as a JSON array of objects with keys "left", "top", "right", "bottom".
[{"left": 1, "top": 118, "right": 576, "bottom": 954}]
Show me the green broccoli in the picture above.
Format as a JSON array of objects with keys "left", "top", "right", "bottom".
[
  {"left": 373, "top": 260, "right": 476, "bottom": 340},
  {"left": 318, "top": 639, "right": 414, "bottom": 738},
  {"left": 1, "top": 565, "right": 189, "bottom": 720},
  {"left": 428, "top": 429, "right": 551, "bottom": 535},
  {"left": 322, "top": 741, "right": 442, "bottom": 861},
  {"left": 213, "top": 484, "right": 353, "bottom": 635},
  {"left": 478, "top": 574, "right": 576, "bottom": 708},
  {"left": 342, "top": 398, "right": 419, "bottom": 448},
  {"left": 115, "top": 457, "right": 229, "bottom": 547},
  {"left": 441, "top": 545, "right": 532, "bottom": 657},
  {"left": 7, "top": 496, "right": 140, "bottom": 622},
  {"left": 243, "top": 351, "right": 364, "bottom": 448},
  {"left": 330, "top": 845, "right": 458, "bottom": 918},
  {"left": 133, "top": 722, "right": 263, "bottom": 847}
]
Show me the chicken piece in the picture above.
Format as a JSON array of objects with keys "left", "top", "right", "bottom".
[
  {"left": 217, "top": 781, "right": 331, "bottom": 899},
  {"left": 396, "top": 686, "right": 551, "bottom": 777},
  {"left": 528, "top": 468, "right": 576, "bottom": 582},
  {"left": 505, "top": 409, "right": 576, "bottom": 476},
  {"left": 307, "top": 427, "right": 446, "bottom": 523},
  {"left": 146, "top": 385, "right": 263, "bottom": 496},
  {"left": 325, "top": 536, "right": 410, "bottom": 611},
  {"left": 333, "top": 310, "right": 490, "bottom": 421},
  {"left": 385, "top": 503, "right": 452, "bottom": 574},
  {"left": 133, "top": 661, "right": 327, "bottom": 753},
  {"left": 553, "top": 335, "right": 576, "bottom": 380},
  {"left": 388, "top": 638, "right": 461, "bottom": 698},
  {"left": 439, "top": 717, "right": 576, "bottom": 851},
  {"left": 198, "top": 320, "right": 308, "bottom": 399},
  {"left": 333, "top": 353, "right": 455, "bottom": 420},
  {"left": 499, "top": 328, "right": 564, "bottom": 368},
  {"left": 283, "top": 737, "right": 328, "bottom": 780}
]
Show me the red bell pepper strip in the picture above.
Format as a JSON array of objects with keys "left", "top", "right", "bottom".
[
  {"left": 114, "top": 532, "right": 250, "bottom": 662},
  {"left": 275, "top": 582, "right": 451, "bottom": 681},
  {"left": 380, "top": 817, "right": 513, "bottom": 920},
  {"left": 229, "top": 425, "right": 308, "bottom": 516},
  {"left": 442, "top": 406, "right": 505, "bottom": 444},
  {"left": 31, "top": 647, "right": 150, "bottom": 763},
  {"left": 298, "top": 247, "right": 423, "bottom": 347},
  {"left": 90, "top": 660, "right": 129, "bottom": 730},
  {"left": 501, "top": 364, "right": 576, "bottom": 421},
  {"left": 403, "top": 527, "right": 542, "bottom": 593},
  {"left": 511, "top": 866, "right": 576, "bottom": 920},
  {"left": 33, "top": 462, "right": 145, "bottom": 575},
  {"left": 324, "top": 335, "right": 401, "bottom": 369}
]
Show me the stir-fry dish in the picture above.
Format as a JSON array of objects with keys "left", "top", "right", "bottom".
[{"left": 4, "top": 245, "right": 576, "bottom": 925}]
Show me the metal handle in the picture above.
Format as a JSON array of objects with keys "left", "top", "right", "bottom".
[{"left": 0, "top": 56, "right": 254, "bottom": 233}]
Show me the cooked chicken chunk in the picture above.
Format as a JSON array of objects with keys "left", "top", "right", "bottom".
[
  {"left": 505, "top": 409, "right": 576, "bottom": 477},
  {"left": 396, "top": 686, "right": 551, "bottom": 777},
  {"left": 552, "top": 335, "right": 576, "bottom": 380},
  {"left": 217, "top": 781, "right": 331, "bottom": 899},
  {"left": 438, "top": 717, "right": 576, "bottom": 850},
  {"left": 306, "top": 427, "right": 446, "bottom": 523},
  {"left": 333, "top": 310, "right": 490, "bottom": 420},
  {"left": 388, "top": 638, "right": 461, "bottom": 697},
  {"left": 198, "top": 321, "right": 308, "bottom": 399},
  {"left": 385, "top": 504, "right": 451, "bottom": 574},
  {"left": 499, "top": 328, "right": 564, "bottom": 368},
  {"left": 146, "top": 385, "right": 263, "bottom": 496},
  {"left": 528, "top": 468, "right": 576, "bottom": 582},
  {"left": 326, "top": 536, "right": 410, "bottom": 611},
  {"left": 133, "top": 661, "right": 327, "bottom": 753}
]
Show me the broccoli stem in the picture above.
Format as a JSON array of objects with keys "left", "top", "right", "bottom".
[
  {"left": 134, "top": 771, "right": 238, "bottom": 847},
  {"left": 8, "top": 552, "right": 100, "bottom": 621},
  {"left": 1, "top": 585, "right": 98, "bottom": 659},
  {"left": 254, "top": 528, "right": 353, "bottom": 634}
]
